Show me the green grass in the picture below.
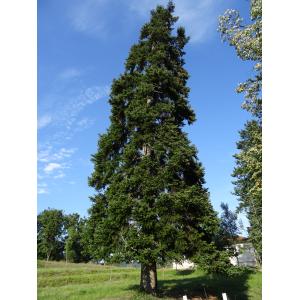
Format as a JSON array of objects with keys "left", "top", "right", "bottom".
[{"left": 38, "top": 260, "right": 261, "bottom": 300}]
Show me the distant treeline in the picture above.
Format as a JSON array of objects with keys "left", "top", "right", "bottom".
[
  {"left": 37, "top": 208, "right": 90, "bottom": 263},
  {"left": 37, "top": 203, "right": 242, "bottom": 271}
]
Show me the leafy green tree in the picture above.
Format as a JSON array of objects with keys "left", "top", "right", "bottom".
[
  {"left": 64, "top": 214, "right": 91, "bottom": 263},
  {"left": 65, "top": 226, "right": 77, "bottom": 263},
  {"left": 233, "top": 120, "right": 262, "bottom": 262},
  {"left": 37, "top": 208, "right": 65, "bottom": 261},
  {"left": 217, "top": 203, "right": 240, "bottom": 259},
  {"left": 64, "top": 213, "right": 80, "bottom": 263},
  {"left": 219, "top": 0, "right": 262, "bottom": 119},
  {"left": 88, "top": 1, "right": 220, "bottom": 293},
  {"left": 219, "top": 203, "right": 239, "bottom": 243},
  {"left": 64, "top": 213, "right": 80, "bottom": 228},
  {"left": 219, "top": 0, "right": 262, "bottom": 264}
]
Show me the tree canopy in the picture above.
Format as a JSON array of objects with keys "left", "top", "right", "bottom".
[
  {"left": 37, "top": 208, "right": 65, "bottom": 261},
  {"left": 37, "top": 209, "right": 90, "bottom": 263}
]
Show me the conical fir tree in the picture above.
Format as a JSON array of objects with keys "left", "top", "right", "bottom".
[{"left": 88, "top": 2, "right": 219, "bottom": 293}]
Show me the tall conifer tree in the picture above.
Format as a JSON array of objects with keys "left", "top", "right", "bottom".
[{"left": 88, "top": 2, "right": 219, "bottom": 293}]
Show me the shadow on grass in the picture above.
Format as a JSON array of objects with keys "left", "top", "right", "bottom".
[
  {"left": 127, "top": 268, "right": 254, "bottom": 300},
  {"left": 174, "top": 269, "right": 195, "bottom": 276}
]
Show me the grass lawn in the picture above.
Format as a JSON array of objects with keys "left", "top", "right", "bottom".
[{"left": 37, "top": 260, "right": 261, "bottom": 300}]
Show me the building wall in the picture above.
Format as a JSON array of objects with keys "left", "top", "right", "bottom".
[
  {"left": 172, "top": 260, "right": 195, "bottom": 270},
  {"left": 230, "top": 243, "right": 257, "bottom": 267}
]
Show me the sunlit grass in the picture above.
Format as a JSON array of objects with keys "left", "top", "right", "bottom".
[{"left": 38, "top": 260, "right": 261, "bottom": 299}]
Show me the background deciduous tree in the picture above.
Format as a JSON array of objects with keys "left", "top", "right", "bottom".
[
  {"left": 64, "top": 213, "right": 90, "bottom": 263},
  {"left": 219, "top": 0, "right": 262, "bottom": 264},
  {"left": 37, "top": 208, "right": 65, "bottom": 261},
  {"left": 218, "top": 202, "right": 240, "bottom": 258}
]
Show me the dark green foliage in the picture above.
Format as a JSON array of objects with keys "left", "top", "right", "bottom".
[
  {"left": 194, "top": 203, "right": 242, "bottom": 275},
  {"left": 37, "top": 208, "right": 65, "bottom": 261},
  {"left": 217, "top": 203, "right": 239, "bottom": 254},
  {"left": 37, "top": 209, "right": 90, "bottom": 262},
  {"left": 193, "top": 241, "right": 232, "bottom": 275},
  {"left": 88, "top": 0, "right": 219, "bottom": 277},
  {"left": 64, "top": 214, "right": 91, "bottom": 263},
  {"left": 219, "top": 203, "right": 239, "bottom": 241}
]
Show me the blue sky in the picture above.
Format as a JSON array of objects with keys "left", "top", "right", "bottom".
[{"left": 38, "top": 0, "right": 253, "bottom": 229}]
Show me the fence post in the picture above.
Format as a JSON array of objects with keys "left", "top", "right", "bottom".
[{"left": 222, "top": 293, "right": 228, "bottom": 300}]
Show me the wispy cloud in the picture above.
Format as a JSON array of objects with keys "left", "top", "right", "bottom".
[
  {"left": 54, "top": 85, "right": 108, "bottom": 128},
  {"left": 38, "top": 188, "right": 48, "bottom": 195},
  {"left": 67, "top": 0, "right": 109, "bottom": 37},
  {"left": 53, "top": 172, "right": 66, "bottom": 179},
  {"left": 38, "top": 114, "right": 52, "bottom": 129},
  {"left": 129, "top": 0, "right": 220, "bottom": 43},
  {"left": 38, "top": 182, "right": 48, "bottom": 194},
  {"left": 38, "top": 146, "right": 77, "bottom": 163},
  {"left": 44, "top": 162, "right": 64, "bottom": 173},
  {"left": 38, "top": 145, "right": 53, "bottom": 163},
  {"left": 175, "top": 0, "right": 219, "bottom": 43},
  {"left": 38, "top": 83, "right": 108, "bottom": 193},
  {"left": 43, "top": 162, "right": 67, "bottom": 180},
  {"left": 67, "top": 0, "right": 222, "bottom": 43},
  {"left": 37, "top": 145, "right": 75, "bottom": 193},
  {"left": 38, "top": 84, "right": 109, "bottom": 141},
  {"left": 76, "top": 117, "right": 95, "bottom": 131},
  {"left": 58, "top": 68, "right": 81, "bottom": 80}
]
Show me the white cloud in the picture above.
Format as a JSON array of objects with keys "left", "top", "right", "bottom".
[
  {"left": 38, "top": 114, "right": 52, "bottom": 129},
  {"left": 38, "top": 145, "right": 76, "bottom": 163},
  {"left": 52, "top": 148, "right": 76, "bottom": 160},
  {"left": 37, "top": 183, "right": 48, "bottom": 194},
  {"left": 37, "top": 145, "right": 75, "bottom": 192},
  {"left": 53, "top": 172, "right": 66, "bottom": 179},
  {"left": 44, "top": 162, "right": 63, "bottom": 173},
  {"left": 37, "top": 188, "right": 48, "bottom": 194},
  {"left": 58, "top": 68, "right": 81, "bottom": 80},
  {"left": 37, "top": 145, "right": 53, "bottom": 163}
]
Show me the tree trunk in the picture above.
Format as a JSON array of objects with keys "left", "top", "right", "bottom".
[
  {"left": 140, "top": 262, "right": 157, "bottom": 294},
  {"left": 46, "top": 251, "right": 51, "bottom": 262}
]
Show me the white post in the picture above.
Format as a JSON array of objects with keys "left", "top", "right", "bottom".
[
  {"left": 183, "top": 295, "right": 188, "bottom": 300},
  {"left": 222, "top": 293, "right": 228, "bottom": 300},
  {"left": 110, "top": 264, "right": 112, "bottom": 281}
]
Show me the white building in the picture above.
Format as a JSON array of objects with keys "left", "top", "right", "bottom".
[
  {"left": 172, "top": 260, "right": 195, "bottom": 270},
  {"left": 229, "top": 239, "right": 258, "bottom": 267}
]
